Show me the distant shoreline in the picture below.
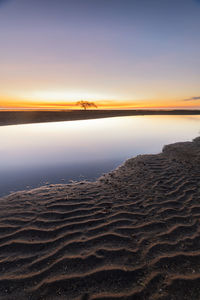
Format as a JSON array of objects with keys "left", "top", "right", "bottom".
[{"left": 0, "top": 109, "right": 200, "bottom": 126}]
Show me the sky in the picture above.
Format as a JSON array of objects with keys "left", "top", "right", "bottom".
[{"left": 0, "top": 0, "right": 200, "bottom": 110}]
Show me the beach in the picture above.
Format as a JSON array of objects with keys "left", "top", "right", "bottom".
[
  {"left": 0, "top": 137, "right": 199, "bottom": 299},
  {"left": 0, "top": 110, "right": 200, "bottom": 126}
]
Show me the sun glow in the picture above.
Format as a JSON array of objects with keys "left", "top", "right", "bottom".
[
  {"left": 19, "top": 90, "right": 115, "bottom": 102},
  {"left": 0, "top": 91, "right": 200, "bottom": 111}
]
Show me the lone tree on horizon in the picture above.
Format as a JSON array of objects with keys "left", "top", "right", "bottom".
[{"left": 76, "top": 101, "right": 98, "bottom": 110}]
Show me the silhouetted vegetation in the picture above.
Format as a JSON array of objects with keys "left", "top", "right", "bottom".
[{"left": 76, "top": 101, "right": 97, "bottom": 110}]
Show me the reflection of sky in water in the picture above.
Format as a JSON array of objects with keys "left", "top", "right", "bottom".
[{"left": 0, "top": 115, "right": 200, "bottom": 196}]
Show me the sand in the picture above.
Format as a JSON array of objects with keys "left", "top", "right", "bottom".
[
  {"left": 0, "top": 137, "right": 200, "bottom": 299},
  {"left": 0, "top": 109, "right": 200, "bottom": 126}
]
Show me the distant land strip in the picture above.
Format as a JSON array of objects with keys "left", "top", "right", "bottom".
[{"left": 0, "top": 109, "right": 200, "bottom": 126}]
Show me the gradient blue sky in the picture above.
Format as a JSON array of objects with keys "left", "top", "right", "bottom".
[{"left": 0, "top": 0, "right": 200, "bottom": 109}]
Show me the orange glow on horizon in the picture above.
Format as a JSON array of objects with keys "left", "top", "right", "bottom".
[{"left": 0, "top": 96, "right": 200, "bottom": 110}]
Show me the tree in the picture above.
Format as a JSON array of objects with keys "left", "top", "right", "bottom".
[{"left": 76, "top": 101, "right": 97, "bottom": 110}]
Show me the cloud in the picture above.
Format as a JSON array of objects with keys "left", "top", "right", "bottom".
[{"left": 184, "top": 96, "right": 200, "bottom": 101}]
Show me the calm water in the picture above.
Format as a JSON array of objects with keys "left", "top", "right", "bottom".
[{"left": 0, "top": 115, "right": 200, "bottom": 196}]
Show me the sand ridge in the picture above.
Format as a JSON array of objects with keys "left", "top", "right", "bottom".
[
  {"left": 0, "top": 110, "right": 200, "bottom": 126},
  {"left": 0, "top": 137, "right": 200, "bottom": 299}
]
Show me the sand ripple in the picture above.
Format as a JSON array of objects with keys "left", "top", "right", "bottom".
[{"left": 0, "top": 137, "right": 200, "bottom": 299}]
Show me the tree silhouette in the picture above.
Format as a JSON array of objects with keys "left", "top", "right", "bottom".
[{"left": 76, "top": 101, "right": 97, "bottom": 110}]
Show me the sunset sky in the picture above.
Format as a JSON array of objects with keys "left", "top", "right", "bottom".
[{"left": 0, "top": 0, "right": 200, "bottom": 110}]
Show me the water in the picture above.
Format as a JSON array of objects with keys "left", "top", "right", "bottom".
[{"left": 0, "top": 115, "right": 200, "bottom": 196}]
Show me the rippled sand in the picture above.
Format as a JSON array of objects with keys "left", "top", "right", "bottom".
[{"left": 0, "top": 137, "right": 200, "bottom": 299}]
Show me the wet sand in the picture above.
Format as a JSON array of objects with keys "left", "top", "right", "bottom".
[
  {"left": 0, "top": 137, "right": 200, "bottom": 299},
  {"left": 0, "top": 109, "right": 200, "bottom": 126}
]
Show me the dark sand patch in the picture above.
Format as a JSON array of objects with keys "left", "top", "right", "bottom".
[
  {"left": 0, "top": 109, "right": 200, "bottom": 126},
  {"left": 0, "top": 137, "right": 200, "bottom": 299}
]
